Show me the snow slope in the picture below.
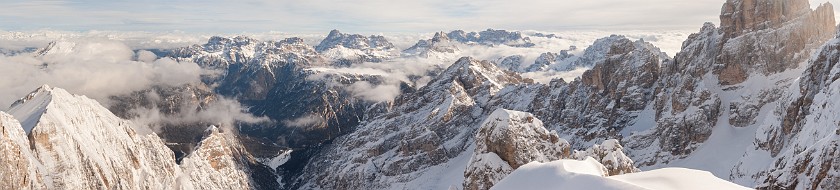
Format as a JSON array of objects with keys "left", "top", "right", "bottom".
[{"left": 493, "top": 158, "right": 750, "bottom": 190}]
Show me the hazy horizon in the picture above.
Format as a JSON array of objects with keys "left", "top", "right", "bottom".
[{"left": 1, "top": 0, "right": 836, "bottom": 33}]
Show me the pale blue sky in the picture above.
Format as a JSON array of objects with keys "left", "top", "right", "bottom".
[{"left": 0, "top": 0, "right": 836, "bottom": 33}]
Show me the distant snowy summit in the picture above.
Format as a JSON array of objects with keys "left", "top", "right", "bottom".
[{"left": 447, "top": 29, "right": 535, "bottom": 47}]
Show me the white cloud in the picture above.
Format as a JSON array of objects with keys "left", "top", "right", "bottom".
[
  {"left": 128, "top": 97, "right": 269, "bottom": 134},
  {"left": 0, "top": 39, "right": 269, "bottom": 133},
  {"left": 348, "top": 81, "right": 402, "bottom": 102},
  {"left": 282, "top": 114, "right": 326, "bottom": 128},
  {"left": 0, "top": 40, "right": 211, "bottom": 108}
]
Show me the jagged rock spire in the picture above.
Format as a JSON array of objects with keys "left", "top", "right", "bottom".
[{"left": 719, "top": 0, "right": 815, "bottom": 39}]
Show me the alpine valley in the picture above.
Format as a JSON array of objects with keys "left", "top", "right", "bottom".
[{"left": 2, "top": 0, "right": 840, "bottom": 189}]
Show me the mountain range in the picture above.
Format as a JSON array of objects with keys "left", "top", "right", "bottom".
[{"left": 2, "top": 0, "right": 840, "bottom": 189}]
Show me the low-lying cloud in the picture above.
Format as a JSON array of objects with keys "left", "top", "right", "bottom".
[
  {"left": 128, "top": 97, "right": 269, "bottom": 134},
  {"left": 0, "top": 40, "right": 207, "bottom": 108},
  {"left": 0, "top": 39, "right": 265, "bottom": 134},
  {"left": 282, "top": 114, "right": 327, "bottom": 128}
]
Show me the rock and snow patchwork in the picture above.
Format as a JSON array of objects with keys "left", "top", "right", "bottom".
[
  {"left": 180, "top": 126, "right": 260, "bottom": 189},
  {"left": 401, "top": 31, "right": 460, "bottom": 60},
  {"left": 493, "top": 158, "right": 750, "bottom": 190},
  {"left": 4, "top": 85, "right": 182, "bottom": 189},
  {"left": 573, "top": 139, "right": 639, "bottom": 176},
  {"left": 464, "top": 109, "right": 572, "bottom": 190},
  {"left": 446, "top": 29, "right": 535, "bottom": 47},
  {"left": 464, "top": 109, "right": 639, "bottom": 190},
  {"left": 624, "top": 0, "right": 837, "bottom": 187},
  {"left": 315, "top": 29, "right": 397, "bottom": 63},
  {"left": 294, "top": 57, "right": 528, "bottom": 189}
]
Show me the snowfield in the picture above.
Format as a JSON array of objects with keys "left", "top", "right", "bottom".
[{"left": 493, "top": 158, "right": 750, "bottom": 190}]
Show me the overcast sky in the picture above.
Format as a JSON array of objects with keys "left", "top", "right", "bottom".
[{"left": 0, "top": 0, "right": 836, "bottom": 33}]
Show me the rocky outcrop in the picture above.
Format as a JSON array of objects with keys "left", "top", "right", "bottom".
[
  {"left": 572, "top": 139, "right": 639, "bottom": 176},
  {"left": 463, "top": 109, "right": 571, "bottom": 190}
]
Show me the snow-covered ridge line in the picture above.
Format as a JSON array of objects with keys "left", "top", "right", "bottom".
[{"left": 0, "top": 85, "right": 263, "bottom": 189}]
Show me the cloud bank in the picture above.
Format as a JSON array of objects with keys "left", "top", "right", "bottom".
[{"left": 0, "top": 39, "right": 265, "bottom": 134}]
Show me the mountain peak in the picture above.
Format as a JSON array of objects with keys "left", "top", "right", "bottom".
[
  {"left": 7, "top": 85, "right": 57, "bottom": 133},
  {"left": 432, "top": 31, "right": 449, "bottom": 42},
  {"left": 327, "top": 29, "right": 342, "bottom": 37}
]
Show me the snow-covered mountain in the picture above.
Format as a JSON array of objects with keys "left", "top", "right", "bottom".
[
  {"left": 165, "top": 35, "right": 391, "bottom": 150},
  {"left": 0, "top": 85, "right": 266, "bottom": 189},
  {"left": 447, "top": 29, "right": 535, "bottom": 47},
  {"left": 401, "top": 31, "right": 460, "bottom": 59},
  {"left": 5, "top": 0, "right": 840, "bottom": 189},
  {"left": 315, "top": 29, "right": 397, "bottom": 65}
]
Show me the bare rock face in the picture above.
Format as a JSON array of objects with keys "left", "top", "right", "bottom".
[
  {"left": 463, "top": 109, "right": 571, "bottom": 190},
  {"left": 720, "top": 0, "right": 811, "bottom": 39},
  {"left": 717, "top": 0, "right": 835, "bottom": 85}
]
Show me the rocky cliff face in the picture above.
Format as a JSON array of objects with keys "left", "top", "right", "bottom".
[
  {"left": 572, "top": 139, "right": 639, "bottom": 176},
  {"left": 750, "top": 33, "right": 840, "bottom": 190},
  {"left": 628, "top": 0, "right": 836, "bottom": 169},
  {"left": 717, "top": 0, "right": 835, "bottom": 85}
]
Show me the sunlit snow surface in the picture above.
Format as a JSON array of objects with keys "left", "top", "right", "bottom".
[
  {"left": 7, "top": 85, "right": 51, "bottom": 133},
  {"left": 494, "top": 158, "right": 750, "bottom": 190}
]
